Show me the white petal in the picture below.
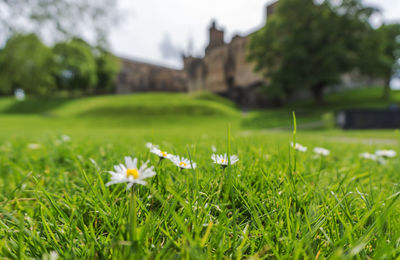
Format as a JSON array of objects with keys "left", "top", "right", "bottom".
[
  {"left": 141, "top": 169, "right": 156, "bottom": 179},
  {"left": 139, "top": 160, "right": 150, "bottom": 172},
  {"left": 106, "top": 179, "right": 128, "bottom": 186},
  {"left": 126, "top": 182, "right": 134, "bottom": 190},
  {"left": 114, "top": 164, "right": 123, "bottom": 173},
  {"left": 125, "top": 156, "right": 135, "bottom": 169},
  {"left": 132, "top": 158, "right": 138, "bottom": 168},
  {"left": 134, "top": 179, "right": 147, "bottom": 186},
  {"left": 107, "top": 171, "right": 118, "bottom": 176},
  {"left": 120, "top": 163, "right": 127, "bottom": 172}
]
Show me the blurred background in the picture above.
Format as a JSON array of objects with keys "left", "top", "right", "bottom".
[{"left": 0, "top": 0, "right": 400, "bottom": 133}]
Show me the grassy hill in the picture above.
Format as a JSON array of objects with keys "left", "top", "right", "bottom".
[
  {"left": 1, "top": 87, "right": 399, "bottom": 130},
  {"left": 0, "top": 92, "right": 241, "bottom": 138},
  {"left": 0, "top": 92, "right": 238, "bottom": 117}
]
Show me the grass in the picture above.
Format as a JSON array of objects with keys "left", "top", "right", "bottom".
[{"left": 1, "top": 91, "right": 400, "bottom": 258}]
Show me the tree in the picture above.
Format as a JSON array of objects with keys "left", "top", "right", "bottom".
[
  {"left": 359, "top": 24, "right": 400, "bottom": 99},
  {"left": 94, "top": 49, "right": 121, "bottom": 94},
  {"left": 0, "top": 34, "right": 55, "bottom": 95},
  {"left": 0, "top": 0, "right": 119, "bottom": 45},
  {"left": 52, "top": 38, "right": 98, "bottom": 93},
  {"left": 248, "top": 0, "right": 375, "bottom": 105}
]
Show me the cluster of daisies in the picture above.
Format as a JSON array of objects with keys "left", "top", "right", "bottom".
[
  {"left": 359, "top": 149, "right": 397, "bottom": 164},
  {"left": 106, "top": 142, "right": 239, "bottom": 189},
  {"left": 106, "top": 141, "right": 397, "bottom": 189},
  {"left": 292, "top": 142, "right": 397, "bottom": 164},
  {"left": 291, "top": 142, "right": 330, "bottom": 156}
]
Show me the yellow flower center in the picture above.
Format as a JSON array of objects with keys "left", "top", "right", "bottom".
[
  {"left": 221, "top": 159, "right": 227, "bottom": 164},
  {"left": 126, "top": 168, "right": 139, "bottom": 179},
  {"left": 179, "top": 162, "right": 187, "bottom": 167},
  {"left": 161, "top": 151, "right": 167, "bottom": 157}
]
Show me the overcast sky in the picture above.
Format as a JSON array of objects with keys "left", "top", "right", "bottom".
[{"left": 108, "top": 0, "right": 400, "bottom": 69}]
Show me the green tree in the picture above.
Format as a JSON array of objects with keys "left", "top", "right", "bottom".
[
  {"left": 0, "top": 34, "right": 55, "bottom": 95},
  {"left": 94, "top": 49, "right": 121, "bottom": 94},
  {"left": 359, "top": 24, "right": 400, "bottom": 99},
  {"left": 0, "top": 0, "right": 119, "bottom": 45},
  {"left": 53, "top": 38, "right": 98, "bottom": 93},
  {"left": 248, "top": 0, "right": 375, "bottom": 105}
]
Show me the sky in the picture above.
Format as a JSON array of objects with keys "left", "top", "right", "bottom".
[{"left": 108, "top": 0, "right": 400, "bottom": 69}]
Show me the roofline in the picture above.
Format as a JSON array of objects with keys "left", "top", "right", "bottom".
[{"left": 117, "top": 55, "right": 183, "bottom": 71}]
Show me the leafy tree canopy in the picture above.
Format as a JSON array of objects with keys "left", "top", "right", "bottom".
[
  {"left": 359, "top": 23, "right": 400, "bottom": 99},
  {"left": 0, "top": 34, "right": 55, "bottom": 95},
  {"left": 0, "top": 0, "right": 119, "bottom": 45},
  {"left": 94, "top": 48, "right": 121, "bottom": 94},
  {"left": 248, "top": 0, "right": 377, "bottom": 105},
  {"left": 52, "top": 38, "right": 98, "bottom": 92}
]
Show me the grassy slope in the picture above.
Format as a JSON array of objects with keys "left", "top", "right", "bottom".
[
  {"left": 52, "top": 93, "right": 238, "bottom": 117},
  {"left": 0, "top": 93, "right": 245, "bottom": 150},
  {"left": 0, "top": 89, "right": 399, "bottom": 141},
  {"left": 1, "top": 87, "right": 400, "bottom": 130},
  {"left": 0, "top": 93, "right": 238, "bottom": 117}
]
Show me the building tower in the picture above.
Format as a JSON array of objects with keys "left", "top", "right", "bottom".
[{"left": 205, "top": 20, "right": 225, "bottom": 54}]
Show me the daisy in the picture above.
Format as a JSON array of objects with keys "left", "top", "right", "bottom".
[
  {"left": 146, "top": 142, "right": 158, "bottom": 149},
  {"left": 169, "top": 155, "right": 196, "bottom": 169},
  {"left": 106, "top": 156, "right": 156, "bottom": 189},
  {"left": 375, "top": 150, "right": 396, "bottom": 158},
  {"left": 61, "top": 135, "right": 71, "bottom": 142},
  {"left": 359, "top": 152, "right": 377, "bottom": 161},
  {"left": 211, "top": 153, "right": 239, "bottom": 168},
  {"left": 290, "top": 142, "right": 307, "bottom": 152},
  {"left": 27, "top": 143, "right": 41, "bottom": 150},
  {"left": 150, "top": 146, "right": 171, "bottom": 160},
  {"left": 314, "top": 147, "right": 330, "bottom": 156}
]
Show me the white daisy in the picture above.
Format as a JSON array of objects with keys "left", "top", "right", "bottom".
[
  {"left": 314, "top": 147, "right": 330, "bottom": 156},
  {"left": 169, "top": 155, "right": 196, "bottom": 169},
  {"left": 290, "top": 142, "right": 307, "bottom": 152},
  {"left": 27, "top": 143, "right": 41, "bottom": 150},
  {"left": 106, "top": 156, "right": 156, "bottom": 189},
  {"left": 375, "top": 150, "right": 396, "bottom": 158},
  {"left": 377, "top": 158, "right": 387, "bottom": 165},
  {"left": 61, "top": 135, "right": 71, "bottom": 142},
  {"left": 146, "top": 142, "right": 158, "bottom": 149},
  {"left": 211, "top": 153, "right": 239, "bottom": 167},
  {"left": 150, "top": 147, "right": 171, "bottom": 159},
  {"left": 359, "top": 152, "right": 377, "bottom": 161}
]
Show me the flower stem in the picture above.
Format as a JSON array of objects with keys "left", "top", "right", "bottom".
[
  {"left": 157, "top": 157, "right": 163, "bottom": 166},
  {"left": 218, "top": 167, "right": 225, "bottom": 198},
  {"left": 130, "top": 186, "right": 138, "bottom": 246}
]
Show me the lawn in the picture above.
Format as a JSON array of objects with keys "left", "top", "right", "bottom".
[{"left": 1, "top": 91, "right": 400, "bottom": 259}]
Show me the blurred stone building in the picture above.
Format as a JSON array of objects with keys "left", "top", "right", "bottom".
[
  {"left": 182, "top": 20, "right": 267, "bottom": 106},
  {"left": 115, "top": 0, "right": 381, "bottom": 106},
  {"left": 116, "top": 57, "right": 187, "bottom": 94},
  {"left": 116, "top": 2, "right": 278, "bottom": 106}
]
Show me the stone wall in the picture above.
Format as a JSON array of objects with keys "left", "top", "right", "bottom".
[
  {"left": 116, "top": 58, "right": 187, "bottom": 94},
  {"left": 229, "top": 36, "right": 264, "bottom": 89},
  {"left": 115, "top": 2, "right": 274, "bottom": 106},
  {"left": 183, "top": 29, "right": 265, "bottom": 106}
]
